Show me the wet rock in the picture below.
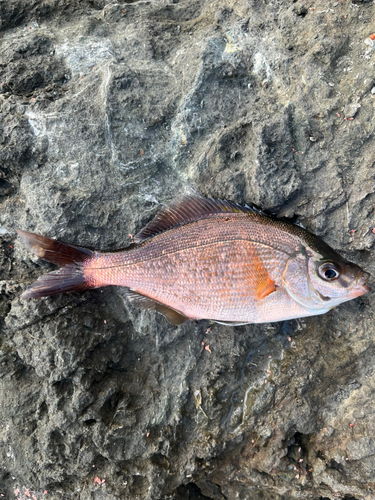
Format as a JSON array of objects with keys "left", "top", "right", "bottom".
[{"left": 0, "top": 0, "right": 375, "bottom": 499}]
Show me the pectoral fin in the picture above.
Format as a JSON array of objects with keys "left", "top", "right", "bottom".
[
  {"left": 247, "top": 241, "right": 276, "bottom": 301},
  {"left": 256, "top": 279, "right": 276, "bottom": 301},
  {"left": 119, "top": 288, "right": 190, "bottom": 325}
]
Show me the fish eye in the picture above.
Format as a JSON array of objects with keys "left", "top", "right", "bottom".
[{"left": 318, "top": 263, "right": 340, "bottom": 281}]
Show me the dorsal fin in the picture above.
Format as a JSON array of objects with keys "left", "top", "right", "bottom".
[{"left": 135, "top": 195, "right": 266, "bottom": 243}]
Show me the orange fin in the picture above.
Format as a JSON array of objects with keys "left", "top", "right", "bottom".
[
  {"left": 245, "top": 240, "right": 276, "bottom": 301},
  {"left": 256, "top": 278, "right": 276, "bottom": 301},
  {"left": 120, "top": 288, "right": 190, "bottom": 325}
]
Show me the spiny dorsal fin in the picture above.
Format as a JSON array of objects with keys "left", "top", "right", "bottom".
[
  {"left": 135, "top": 195, "right": 266, "bottom": 243},
  {"left": 120, "top": 288, "right": 190, "bottom": 325}
]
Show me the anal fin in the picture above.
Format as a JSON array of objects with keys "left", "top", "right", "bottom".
[
  {"left": 120, "top": 288, "right": 190, "bottom": 325},
  {"left": 155, "top": 304, "right": 190, "bottom": 326}
]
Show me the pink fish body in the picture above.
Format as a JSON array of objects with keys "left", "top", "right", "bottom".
[{"left": 17, "top": 196, "right": 370, "bottom": 325}]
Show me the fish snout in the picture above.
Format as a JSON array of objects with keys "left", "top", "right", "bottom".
[
  {"left": 357, "top": 270, "right": 371, "bottom": 286},
  {"left": 352, "top": 271, "right": 371, "bottom": 297}
]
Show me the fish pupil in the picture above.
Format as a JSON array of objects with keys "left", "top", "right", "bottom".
[{"left": 324, "top": 269, "right": 337, "bottom": 279}]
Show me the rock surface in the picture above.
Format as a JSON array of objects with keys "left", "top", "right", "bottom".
[{"left": 0, "top": 0, "right": 375, "bottom": 498}]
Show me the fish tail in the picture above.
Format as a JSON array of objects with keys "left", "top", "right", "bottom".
[{"left": 17, "top": 230, "right": 95, "bottom": 299}]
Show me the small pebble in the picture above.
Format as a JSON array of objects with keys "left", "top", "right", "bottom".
[{"left": 343, "top": 103, "right": 360, "bottom": 119}]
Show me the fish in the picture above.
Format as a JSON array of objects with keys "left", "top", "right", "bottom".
[{"left": 17, "top": 195, "right": 371, "bottom": 325}]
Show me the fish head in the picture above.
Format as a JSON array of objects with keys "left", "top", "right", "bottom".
[{"left": 282, "top": 245, "right": 371, "bottom": 312}]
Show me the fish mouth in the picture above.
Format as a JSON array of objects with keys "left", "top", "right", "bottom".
[
  {"left": 357, "top": 271, "right": 371, "bottom": 286},
  {"left": 351, "top": 271, "right": 371, "bottom": 298}
]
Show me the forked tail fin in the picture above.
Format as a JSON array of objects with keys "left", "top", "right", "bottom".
[{"left": 17, "top": 230, "right": 94, "bottom": 299}]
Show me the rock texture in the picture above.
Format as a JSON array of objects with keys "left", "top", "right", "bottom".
[{"left": 0, "top": 0, "right": 375, "bottom": 498}]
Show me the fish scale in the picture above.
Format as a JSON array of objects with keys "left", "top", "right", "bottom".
[{"left": 85, "top": 237, "right": 306, "bottom": 322}]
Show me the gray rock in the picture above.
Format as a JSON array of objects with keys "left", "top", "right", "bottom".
[
  {"left": 343, "top": 102, "right": 361, "bottom": 119},
  {"left": 0, "top": 0, "right": 375, "bottom": 499}
]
